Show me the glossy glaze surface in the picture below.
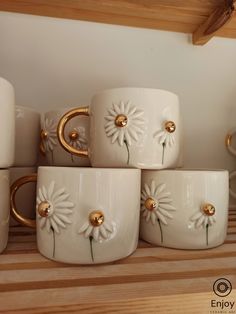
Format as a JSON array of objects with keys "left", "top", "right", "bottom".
[
  {"left": 36, "top": 167, "right": 140, "bottom": 264},
  {"left": 140, "top": 169, "right": 229, "bottom": 249}
]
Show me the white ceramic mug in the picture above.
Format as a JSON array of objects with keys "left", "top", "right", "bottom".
[
  {"left": 40, "top": 108, "right": 91, "bottom": 166},
  {"left": 15, "top": 106, "right": 40, "bottom": 166},
  {"left": 0, "top": 77, "right": 15, "bottom": 167},
  {"left": 58, "top": 88, "right": 181, "bottom": 169},
  {"left": 10, "top": 167, "right": 141, "bottom": 264},
  {"left": 140, "top": 169, "right": 229, "bottom": 249},
  {"left": 0, "top": 170, "right": 10, "bottom": 253},
  {"left": 10, "top": 167, "right": 37, "bottom": 226}
]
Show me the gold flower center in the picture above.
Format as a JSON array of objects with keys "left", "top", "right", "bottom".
[
  {"left": 202, "top": 203, "right": 215, "bottom": 216},
  {"left": 89, "top": 210, "right": 104, "bottom": 227},
  {"left": 40, "top": 129, "right": 48, "bottom": 140},
  {"left": 144, "top": 198, "right": 157, "bottom": 211},
  {"left": 69, "top": 130, "right": 79, "bottom": 141},
  {"left": 165, "top": 121, "right": 176, "bottom": 133},
  {"left": 38, "top": 201, "right": 51, "bottom": 217},
  {"left": 115, "top": 114, "right": 128, "bottom": 127}
]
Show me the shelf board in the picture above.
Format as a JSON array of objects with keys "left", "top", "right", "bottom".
[{"left": 0, "top": 1, "right": 236, "bottom": 45}]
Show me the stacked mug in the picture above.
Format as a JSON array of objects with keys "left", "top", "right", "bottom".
[{"left": 10, "top": 87, "right": 229, "bottom": 264}]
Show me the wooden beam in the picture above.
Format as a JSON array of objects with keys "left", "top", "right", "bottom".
[{"left": 193, "top": 1, "right": 235, "bottom": 45}]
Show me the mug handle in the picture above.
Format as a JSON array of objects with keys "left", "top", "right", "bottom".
[
  {"left": 10, "top": 174, "right": 37, "bottom": 228},
  {"left": 226, "top": 127, "right": 236, "bottom": 156},
  {"left": 57, "top": 107, "right": 89, "bottom": 157},
  {"left": 229, "top": 171, "right": 236, "bottom": 199}
]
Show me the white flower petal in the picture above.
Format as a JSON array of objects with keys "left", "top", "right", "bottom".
[
  {"left": 120, "top": 101, "right": 125, "bottom": 113},
  {"left": 99, "top": 224, "right": 108, "bottom": 239},
  {"left": 103, "top": 221, "right": 113, "bottom": 233},
  {"left": 150, "top": 180, "right": 156, "bottom": 195},
  {"left": 158, "top": 208, "right": 173, "bottom": 219},
  {"left": 53, "top": 193, "right": 69, "bottom": 204},
  {"left": 124, "top": 131, "right": 132, "bottom": 146},
  {"left": 48, "top": 181, "right": 55, "bottom": 200},
  {"left": 93, "top": 227, "right": 99, "bottom": 241},
  {"left": 155, "top": 183, "right": 166, "bottom": 195},
  {"left": 159, "top": 203, "right": 176, "bottom": 211},
  {"left": 127, "top": 128, "right": 138, "bottom": 141},
  {"left": 106, "top": 127, "right": 117, "bottom": 137},
  {"left": 145, "top": 211, "right": 151, "bottom": 222},
  {"left": 113, "top": 103, "right": 121, "bottom": 114},
  {"left": 85, "top": 225, "right": 93, "bottom": 238},
  {"left": 105, "top": 114, "right": 116, "bottom": 121},
  {"left": 39, "top": 217, "right": 47, "bottom": 229},
  {"left": 55, "top": 201, "right": 74, "bottom": 209},
  {"left": 52, "top": 215, "right": 66, "bottom": 229},
  {"left": 118, "top": 129, "right": 125, "bottom": 146},
  {"left": 156, "top": 211, "right": 168, "bottom": 225},
  {"left": 50, "top": 218, "right": 60, "bottom": 234},
  {"left": 111, "top": 131, "right": 119, "bottom": 144},
  {"left": 151, "top": 212, "right": 156, "bottom": 225},
  {"left": 79, "top": 221, "right": 89, "bottom": 234},
  {"left": 55, "top": 213, "right": 72, "bottom": 224},
  {"left": 46, "top": 219, "right": 51, "bottom": 233},
  {"left": 144, "top": 183, "right": 151, "bottom": 196},
  {"left": 191, "top": 212, "right": 202, "bottom": 221},
  {"left": 196, "top": 215, "right": 205, "bottom": 228},
  {"left": 124, "top": 101, "right": 130, "bottom": 114}
]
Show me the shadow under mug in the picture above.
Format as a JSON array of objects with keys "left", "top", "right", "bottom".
[
  {"left": 140, "top": 169, "right": 229, "bottom": 249},
  {"left": 10, "top": 167, "right": 141, "bottom": 264},
  {"left": 57, "top": 88, "right": 181, "bottom": 169}
]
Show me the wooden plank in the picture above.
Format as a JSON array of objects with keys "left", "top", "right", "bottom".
[{"left": 1, "top": 0, "right": 236, "bottom": 43}]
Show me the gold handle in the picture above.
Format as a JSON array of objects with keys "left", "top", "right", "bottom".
[
  {"left": 57, "top": 107, "right": 89, "bottom": 157},
  {"left": 10, "top": 174, "right": 37, "bottom": 228},
  {"left": 225, "top": 128, "right": 236, "bottom": 156}
]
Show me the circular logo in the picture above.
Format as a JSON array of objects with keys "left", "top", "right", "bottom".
[{"left": 213, "top": 278, "right": 232, "bottom": 297}]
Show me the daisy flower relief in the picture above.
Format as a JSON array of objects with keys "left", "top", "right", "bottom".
[
  {"left": 78, "top": 210, "right": 114, "bottom": 262},
  {"left": 104, "top": 101, "right": 145, "bottom": 164},
  {"left": 68, "top": 127, "right": 88, "bottom": 162},
  {"left": 190, "top": 203, "right": 216, "bottom": 246},
  {"left": 141, "top": 180, "right": 176, "bottom": 243},
  {"left": 40, "top": 118, "right": 57, "bottom": 163},
  {"left": 154, "top": 120, "right": 176, "bottom": 164},
  {"left": 37, "top": 181, "right": 74, "bottom": 258}
]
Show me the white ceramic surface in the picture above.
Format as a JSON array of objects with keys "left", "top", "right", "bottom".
[
  {"left": 58, "top": 88, "right": 181, "bottom": 169},
  {"left": 140, "top": 169, "right": 229, "bottom": 249},
  {"left": 35, "top": 167, "right": 140, "bottom": 264},
  {"left": 15, "top": 106, "right": 40, "bottom": 166},
  {"left": 10, "top": 167, "right": 37, "bottom": 226},
  {"left": 41, "top": 108, "right": 91, "bottom": 166},
  {"left": 0, "top": 77, "right": 15, "bottom": 168},
  {"left": 0, "top": 170, "right": 10, "bottom": 253}
]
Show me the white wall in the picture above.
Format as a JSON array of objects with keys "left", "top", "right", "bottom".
[{"left": 0, "top": 11, "right": 236, "bottom": 172}]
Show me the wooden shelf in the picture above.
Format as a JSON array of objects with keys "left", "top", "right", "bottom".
[
  {"left": 0, "top": 209, "right": 235, "bottom": 313},
  {"left": 0, "top": 1, "right": 236, "bottom": 45}
]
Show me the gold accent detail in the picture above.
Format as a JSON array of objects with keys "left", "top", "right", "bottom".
[
  {"left": 165, "top": 121, "right": 176, "bottom": 133},
  {"left": 144, "top": 197, "right": 157, "bottom": 211},
  {"left": 40, "top": 129, "right": 48, "bottom": 140},
  {"left": 57, "top": 107, "right": 89, "bottom": 157},
  {"left": 89, "top": 210, "right": 104, "bottom": 227},
  {"left": 10, "top": 174, "right": 37, "bottom": 228},
  {"left": 202, "top": 203, "right": 215, "bottom": 216},
  {"left": 115, "top": 114, "right": 128, "bottom": 127},
  {"left": 69, "top": 130, "right": 79, "bottom": 141},
  {"left": 38, "top": 201, "right": 51, "bottom": 217},
  {"left": 225, "top": 133, "right": 232, "bottom": 148}
]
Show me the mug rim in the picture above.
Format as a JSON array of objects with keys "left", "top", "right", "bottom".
[
  {"left": 93, "top": 87, "right": 179, "bottom": 99},
  {"left": 43, "top": 106, "right": 86, "bottom": 116},
  {"left": 38, "top": 166, "right": 141, "bottom": 173},
  {"left": 143, "top": 168, "right": 228, "bottom": 173},
  {"left": 16, "top": 105, "right": 39, "bottom": 113}
]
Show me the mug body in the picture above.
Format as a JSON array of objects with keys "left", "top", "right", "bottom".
[
  {"left": 36, "top": 167, "right": 140, "bottom": 264},
  {"left": 15, "top": 106, "right": 40, "bottom": 166},
  {"left": 140, "top": 169, "right": 229, "bottom": 249},
  {"left": 0, "top": 77, "right": 15, "bottom": 167},
  {"left": 89, "top": 88, "right": 180, "bottom": 169},
  {"left": 42, "top": 108, "right": 90, "bottom": 166},
  {"left": 10, "top": 167, "right": 37, "bottom": 226},
  {"left": 0, "top": 170, "right": 10, "bottom": 253}
]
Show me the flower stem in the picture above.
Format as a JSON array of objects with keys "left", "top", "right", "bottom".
[
  {"left": 158, "top": 219, "right": 163, "bottom": 243},
  {"left": 89, "top": 236, "right": 94, "bottom": 262},
  {"left": 206, "top": 224, "right": 209, "bottom": 246},
  {"left": 51, "top": 226, "right": 55, "bottom": 258},
  {"left": 124, "top": 140, "right": 130, "bottom": 165},
  {"left": 162, "top": 142, "right": 166, "bottom": 165}
]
